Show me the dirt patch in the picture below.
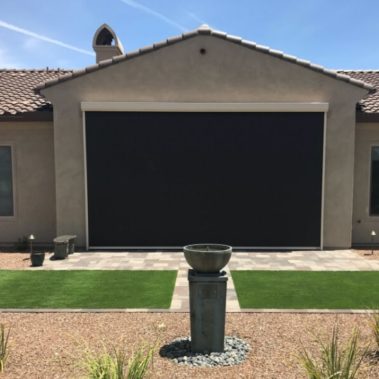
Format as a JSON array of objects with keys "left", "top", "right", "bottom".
[{"left": 0, "top": 313, "right": 378, "bottom": 378}]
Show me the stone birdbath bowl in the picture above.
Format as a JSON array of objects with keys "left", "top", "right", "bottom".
[{"left": 184, "top": 244, "right": 232, "bottom": 273}]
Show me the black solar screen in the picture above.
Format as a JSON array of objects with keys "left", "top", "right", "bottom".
[{"left": 86, "top": 112, "right": 323, "bottom": 248}]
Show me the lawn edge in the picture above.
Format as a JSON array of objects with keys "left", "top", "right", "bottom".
[{"left": 0, "top": 308, "right": 378, "bottom": 314}]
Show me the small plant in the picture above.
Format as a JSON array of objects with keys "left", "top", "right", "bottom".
[
  {"left": 84, "top": 347, "right": 126, "bottom": 379},
  {"left": 0, "top": 324, "right": 10, "bottom": 373},
  {"left": 83, "top": 343, "right": 155, "bottom": 379},
  {"left": 14, "top": 235, "right": 28, "bottom": 251},
  {"left": 370, "top": 311, "right": 379, "bottom": 351},
  {"left": 299, "top": 326, "right": 366, "bottom": 379},
  {"left": 127, "top": 345, "right": 155, "bottom": 379}
]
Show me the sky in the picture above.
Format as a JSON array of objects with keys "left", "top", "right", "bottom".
[{"left": 0, "top": 0, "right": 379, "bottom": 70}]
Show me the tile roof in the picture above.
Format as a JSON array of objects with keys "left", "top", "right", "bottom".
[
  {"left": 1, "top": 27, "right": 379, "bottom": 117},
  {"left": 0, "top": 69, "right": 71, "bottom": 115},
  {"left": 35, "top": 25, "right": 375, "bottom": 94},
  {"left": 338, "top": 71, "right": 379, "bottom": 113}
]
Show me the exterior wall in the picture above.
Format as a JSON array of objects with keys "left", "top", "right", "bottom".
[
  {"left": 352, "top": 122, "right": 379, "bottom": 245},
  {"left": 0, "top": 122, "right": 56, "bottom": 245},
  {"left": 94, "top": 46, "right": 123, "bottom": 63},
  {"left": 41, "top": 35, "right": 368, "bottom": 248}
]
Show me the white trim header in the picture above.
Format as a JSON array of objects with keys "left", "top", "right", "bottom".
[{"left": 81, "top": 102, "right": 329, "bottom": 113}]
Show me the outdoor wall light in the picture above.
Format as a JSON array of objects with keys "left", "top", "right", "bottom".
[
  {"left": 371, "top": 230, "right": 376, "bottom": 255},
  {"left": 28, "top": 234, "right": 35, "bottom": 254}
]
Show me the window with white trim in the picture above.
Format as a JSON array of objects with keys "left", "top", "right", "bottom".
[{"left": 0, "top": 146, "right": 14, "bottom": 216}]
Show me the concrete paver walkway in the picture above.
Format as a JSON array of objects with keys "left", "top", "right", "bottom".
[
  {"left": 229, "top": 250, "right": 379, "bottom": 271},
  {"left": 38, "top": 250, "right": 379, "bottom": 312}
]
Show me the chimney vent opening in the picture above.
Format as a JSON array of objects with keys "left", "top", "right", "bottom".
[
  {"left": 92, "top": 24, "right": 124, "bottom": 63},
  {"left": 96, "top": 28, "right": 115, "bottom": 46}
]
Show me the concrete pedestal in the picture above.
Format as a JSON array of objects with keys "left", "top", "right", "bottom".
[
  {"left": 53, "top": 242, "right": 68, "bottom": 259},
  {"left": 188, "top": 269, "right": 228, "bottom": 353}
]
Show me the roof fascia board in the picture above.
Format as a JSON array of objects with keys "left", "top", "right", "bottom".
[
  {"left": 81, "top": 101, "right": 329, "bottom": 112},
  {"left": 0, "top": 111, "right": 53, "bottom": 122},
  {"left": 356, "top": 112, "right": 379, "bottom": 123}
]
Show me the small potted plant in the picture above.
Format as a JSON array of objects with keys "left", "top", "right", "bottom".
[
  {"left": 30, "top": 251, "right": 45, "bottom": 267},
  {"left": 28, "top": 234, "right": 45, "bottom": 267}
]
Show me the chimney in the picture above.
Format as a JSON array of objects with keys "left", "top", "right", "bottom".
[{"left": 93, "top": 24, "right": 124, "bottom": 63}]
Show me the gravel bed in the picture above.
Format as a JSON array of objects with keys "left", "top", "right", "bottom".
[
  {"left": 355, "top": 249, "right": 379, "bottom": 260},
  {"left": 160, "top": 336, "right": 250, "bottom": 367},
  {"left": 0, "top": 252, "right": 32, "bottom": 269},
  {"left": 0, "top": 313, "right": 378, "bottom": 378}
]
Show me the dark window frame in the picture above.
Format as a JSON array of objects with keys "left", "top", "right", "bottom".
[
  {"left": 369, "top": 146, "right": 379, "bottom": 216},
  {"left": 0, "top": 145, "right": 15, "bottom": 218}
]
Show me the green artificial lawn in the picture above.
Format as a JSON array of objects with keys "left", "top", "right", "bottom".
[
  {"left": 231, "top": 271, "right": 379, "bottom": 309},
  {"left": 0, "top": 270, "right": 177, "bottom": 309}
]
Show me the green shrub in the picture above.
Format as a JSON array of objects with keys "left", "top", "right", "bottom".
[
  {"left": 83, "top": 344, "right": 154, "bottom": 379},
  {"left": 0, "top": 324, "right": 10, "bottom": 373},
  {"left": 299, "top": 326, "right": 366, "bottom": 379},
  {"left": 14, "top": 235, "right": 28, "bottom": 251}
]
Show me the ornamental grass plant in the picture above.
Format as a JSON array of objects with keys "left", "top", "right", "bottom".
[
  {"left": 0, "top": 323, "right": 10, "bottom": 373},
  {"left": 126, "top": 345, "right": 155, "bottom": 379},
  {"left": 83, "top": 343, "right": 155, "bottom": 379},
  {"left": 299, "top": 326, "right": 366, "bottom": 379},
  {"left": 370, "top": 311, "right": 379, "bottom": 352}
]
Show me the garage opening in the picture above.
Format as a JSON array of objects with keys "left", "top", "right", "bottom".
[{"left": 85, "top": 111, "right": 324, "bottom": 248}]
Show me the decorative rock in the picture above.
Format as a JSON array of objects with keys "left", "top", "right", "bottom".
[{"left": 159, "top": 336, "right": 250, "bottom": 367}]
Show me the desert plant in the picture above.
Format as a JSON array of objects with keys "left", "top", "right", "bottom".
[
  {"left": 83, "top": 344, "right": 155, "bottom": 379},
  {"left": 127, "top": 345, "right": 155, "bottom": 379},
  {"left": 299, "top": 326, "right": 366, "bottom": 379},
  {"left": 0, "top": 324, "right": 10, "bottom": 373},
  {"left": 14, "top": 235, "right": 28, "bottom": 251},
  {"left": 84, "top": 347, "right": 126, "bottom": 379},
  {"left": 370, "top": 311, "right": 379, "bottom": 351}
]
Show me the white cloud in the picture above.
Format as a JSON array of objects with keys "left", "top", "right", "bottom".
[
  {"left": 120, "top": 0, "right": 188, "bottom": 32},
  {"left": 0, "top": 20, "right": 94, "bottom": 56}
]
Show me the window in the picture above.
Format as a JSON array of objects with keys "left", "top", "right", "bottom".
[
  {"left": 370, "top": 147, "right": 379, "bottom": 215},
  {"left": 0, "top": 146, "right": 14, "bottom": 216}
]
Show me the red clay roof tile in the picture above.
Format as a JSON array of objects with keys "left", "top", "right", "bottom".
[
  {"left": 338, "top": 71, "right": 379, "bottom": 113},
  {"left": 0, "top": 69, "right": 71, "bottom": 115}
]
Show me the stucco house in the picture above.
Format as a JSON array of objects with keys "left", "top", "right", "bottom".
[{"left": 1, "top": 24, "right": 379, "bottom": 250}]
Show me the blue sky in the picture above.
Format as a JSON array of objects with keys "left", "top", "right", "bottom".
[{"left": 0, "top": 0, "right": 378, "bottom": 70}]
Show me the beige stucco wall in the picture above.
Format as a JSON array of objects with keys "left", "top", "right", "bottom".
[
  {"left": 352, "top": 122, "right": 379, "bottom": 245},
  {"left": 0, "top": 122, "right": 56, "bottom": 245},
  {"left": 41, "top": 35, "right": 368, "bottom": 248}
]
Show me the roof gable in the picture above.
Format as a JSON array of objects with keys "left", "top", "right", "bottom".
[{"left": 35, "top": 25, "right": 375, "bottom": 94}]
